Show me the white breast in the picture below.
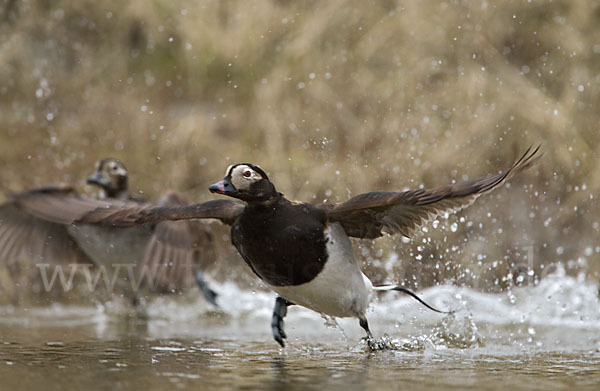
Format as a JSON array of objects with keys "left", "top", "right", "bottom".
[
  {"left": 68, "top": 224, "right": 152, "bottom": 268},
  {"left": 268, "top": 222, "right": 373, "bottom": 318}
]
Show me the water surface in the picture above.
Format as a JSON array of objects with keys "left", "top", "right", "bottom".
[{"left": 1, "top": 273, "right": 599, "bottom": 390}]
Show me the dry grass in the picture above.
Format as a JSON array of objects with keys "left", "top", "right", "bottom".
[{"left": 0, "top": 0, "right": 598, "bottom": 303}]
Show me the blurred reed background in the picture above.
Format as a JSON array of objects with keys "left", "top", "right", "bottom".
[{"left": 0, "top": 0, "right": 598, "bottom": 304}]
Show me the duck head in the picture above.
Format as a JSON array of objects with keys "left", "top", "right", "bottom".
[
  {"left": 209, "top": 163, "right": 277, "bottom": 203},
  {"left": 87, "top": 158, "right": 129, "bottom": 199}
]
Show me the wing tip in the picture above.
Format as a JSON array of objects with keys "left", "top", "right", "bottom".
[{"left": 509, "top": 144, "right": 543, "bottom": 175}]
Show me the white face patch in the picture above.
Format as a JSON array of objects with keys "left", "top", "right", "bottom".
[
  {"left": 113, "top": 164, "right": 127, "bottom": 177},
  {"left": 230, "top": 164, "right": 263, "bottom": 190},
  {"left": 102, "top": 159, "right": 127, "bottom": 179}
]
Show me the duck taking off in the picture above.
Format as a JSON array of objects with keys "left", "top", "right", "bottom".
[
  {"left": 0, "top": 158, "right": 219, "bottom": 307},
  {"left": 77, "top": 146, "right": 540, "bottom": 346}
]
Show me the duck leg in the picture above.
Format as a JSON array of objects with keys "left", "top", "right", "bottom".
[
  {"left": 195, "top": 271, "right": 219, "bottom": 307},
  {"left": 359, "top": 316, "right": 378, "bottom": 349},
  {"left": 272, "top": 296, "right": 294, "bottom": 347},
  {"left": 359, "top": 317, "right": 373, "bottom": 339}
]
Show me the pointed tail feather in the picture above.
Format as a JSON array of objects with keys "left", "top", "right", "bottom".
[{"left": 373, "top": 285, "right": 454, "bottom": 314}]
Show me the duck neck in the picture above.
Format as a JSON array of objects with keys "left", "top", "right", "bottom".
[
  {"left": 99, "top": 178, "right": 128, "bottom": 200},
  {"left": 247, "top": 191, "right": 285, "bottom": 210}
]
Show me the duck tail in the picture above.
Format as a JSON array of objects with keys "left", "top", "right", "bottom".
[{"left": 373, "top": 285, "right": 455, "bottom": 314}]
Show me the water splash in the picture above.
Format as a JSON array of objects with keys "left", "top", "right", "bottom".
[
  {"left": 429, "top": 312, "right": 483, "bottom": 349},
  {"left": 1, "top": 270, "right": 598, "bottom": 352}
]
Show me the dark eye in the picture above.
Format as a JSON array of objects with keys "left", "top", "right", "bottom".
[{"left": 243, "top": 170, "right": 252, "bottom": 178}]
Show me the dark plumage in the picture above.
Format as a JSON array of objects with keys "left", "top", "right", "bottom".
[{"left": 231, "top": 197, "right": 329, "bottom": 286}]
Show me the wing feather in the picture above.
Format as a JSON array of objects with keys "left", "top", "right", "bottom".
[
  {"left": 12, "top": 186, "right": 110, "bottom": 224},
  {"left": 136, "top": 192, "right": 200, "bottom": 293},
  {"left": 77, "top": 199, "right": 245, "bottom": 227},
  {"left": 321, "top": 146, "right": 541, "bottom": 239},
  {"left": 0, "top": 195, "right": 92, "bottom": 266}
]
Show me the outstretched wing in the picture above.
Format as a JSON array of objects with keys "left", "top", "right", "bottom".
[
  {"left": 77, "top": 199, "right": 245, "bottom": 227},
  {"left": 319, "top": 146, "right": 541, "bottom": 239},
  {"left": 0, "top": 186, "right": 95, "bottom": 266},
  {"left": 11, "top": 186, "right": 131, "bottom": 224},
  {"left": 137, "top": 192, "right": 214, "bottom": 293},
  {"left": 74, "top": 191, "right": 243, "bottom": 294},
  {"left": 0, "top": 186, "right": 234, "bottom": 294}
]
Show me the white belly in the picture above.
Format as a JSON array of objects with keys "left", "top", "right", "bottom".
[{"left": 268, "top": 222, "right": 373, "bottom": 318}]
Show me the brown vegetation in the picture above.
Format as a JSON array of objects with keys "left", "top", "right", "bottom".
[{"left": 0, "top": 0, "right": 598, "bottom": 304}]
